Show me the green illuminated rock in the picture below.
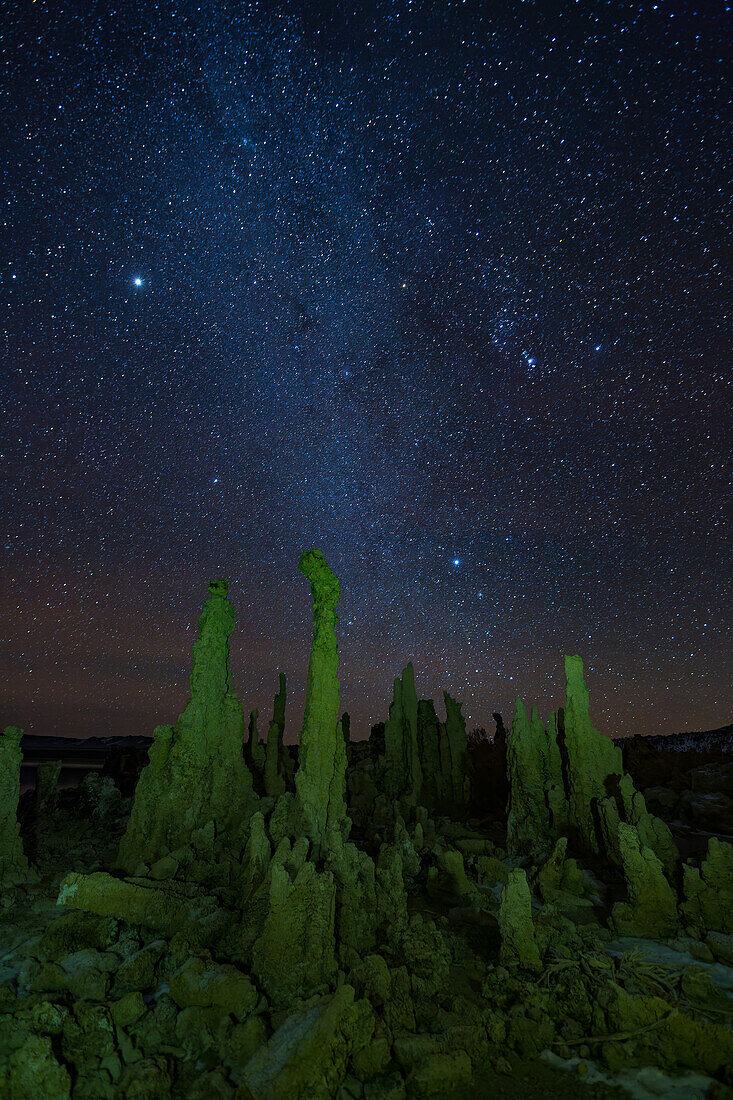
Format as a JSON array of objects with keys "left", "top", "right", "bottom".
[
  {"left": 294, "top": 549, "right": 347, "bottom": 857},
  {"left": 386, "top": 677, "right": 470, "bottom": 813},
  {"left": 544, "top": 712, "right": 569, "bottom": 835},
  {"left": 599, "top": 771, "right": 678, "bottom": 880},
  {"left": 10, "top": 561, "right": 729, "bottom": 1094},
  {"left": 555, "top": 657, "right": 677, "bottom": 876},
  {"left": 498, "top": 868, "right": 541, "bottom": 971},
  {"left": 611, "top": 822, "right": 679, "bottom": 937},
  {"left": 252, "top": 849, "right": 338, "bottom": 1005},
  {"left": 506, "top": 701, "right": 571, "bottom": 860},
  {"left": 117, "top": 579, "right": 256, "bottom": 874},
  {"left": 384, "top": 663, "right": 421, "bottom": 805},
  {"left": 242, "top": 810, "right": 271, "bottom": 892},
  {"left": 241, "top": 984, "right": 373, "bottom": 1100},
  {"left": 506, "top": 701, "right": 550, "bottom": 859},
  {"left": 534, "top": 836, "right": 588, "bottom": 911},
  {"left": 562, "top": 655, "right": 624, "bottom": 854},
  {"left": 264, "top": 673, "right": 287, "bottom": 799},
  {"left": 681, "top": 836, "right": 733, "bottom": 935},
  {"left": 2, "top": 1034, "right": 71, "bottom": 1099},
  {"left": 0, "top": 725, "right": 29, "bottom": 885},
  {"left": 327, "top": 839, "right": 378, "bottom": 964},
  {"left": 56, "top": 871, "right": 216, "bottom": 935}
]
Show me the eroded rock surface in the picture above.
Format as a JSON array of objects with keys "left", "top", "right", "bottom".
[{"left": 2, "top": 558, "right": 732, "bottom": 1100}]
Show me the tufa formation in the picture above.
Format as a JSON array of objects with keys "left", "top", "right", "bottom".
[{"left": 0, "top": 553, "right": 732, "bottom": 1099}]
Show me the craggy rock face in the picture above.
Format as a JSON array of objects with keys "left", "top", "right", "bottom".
[
  {"left": 115, "top": 577, "right": 257, "bottom": 875},
  {"left": 294, "top": 549, "right": 346, "bottom": 858},
  {"left": 3, "top": 557, "right": 733, "bottom": 1099}
]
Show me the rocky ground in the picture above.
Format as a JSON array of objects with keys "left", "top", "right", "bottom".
[{"left": 1, "top": 553, "right": 732, "bottom": 1099}]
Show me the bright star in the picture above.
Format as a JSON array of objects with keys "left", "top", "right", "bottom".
[
  {"left": 132, "top": 277, "right": 143, "bottom": 288},
  {"left": 453, "top": 558, "right": 460, "bottom": 567}
]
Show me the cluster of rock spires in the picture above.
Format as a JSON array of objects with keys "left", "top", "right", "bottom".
[{"left": 1, "top": 549, "right": 733, "bottom": 1099}]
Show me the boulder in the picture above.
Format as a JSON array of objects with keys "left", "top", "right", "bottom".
[{"left": 240, "top": 985, "right": 372, "bottom": 1099}]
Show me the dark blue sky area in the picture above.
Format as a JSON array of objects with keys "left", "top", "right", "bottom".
[{"left": 1, "top": 1, "right": 730, "bottom": 740}]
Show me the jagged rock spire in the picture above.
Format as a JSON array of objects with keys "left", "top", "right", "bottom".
[
  {"left": 562, "top": 654, "right": 624, "bottom": 853},
  {"left": 384, "top": 663, "right": 421, "bottom": 804},
  {"left": 294, "top": 549, "right": 347, "bottom": 857},
  {"left": 264, "top": 673, "right": 287, "bottom": 798},
  {"left": 118, "top": 579, "right": 255, "bottom": 873}
]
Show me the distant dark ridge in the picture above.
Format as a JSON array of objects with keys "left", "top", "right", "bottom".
[
  {"left": 16, "top": 723, "right": 733, "bottom": 765},
  {"left": 613, "top": 723, "right": 733, "bottom": 754},
  {"left": 20, "top": 733, "right": 153, "bottom": 764}
]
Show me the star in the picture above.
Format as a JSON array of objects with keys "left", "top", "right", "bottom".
[{"left": 132, "top": 277, "right": 143, "bottom": 288}]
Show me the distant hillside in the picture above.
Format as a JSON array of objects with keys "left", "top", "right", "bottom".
[
  {"left": 613, "top": 723, "right": 733, "bottom": 754},
  {"left": 20, "top": 732, "right": 153, "bottom": 763}
]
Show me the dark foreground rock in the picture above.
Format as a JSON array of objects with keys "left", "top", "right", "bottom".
[{"left": 2, "top": 553, "right": 733, "bottom": 1099}]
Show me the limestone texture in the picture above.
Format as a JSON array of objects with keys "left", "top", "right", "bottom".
[
  {"left": 498, "top": 868, "right": 541, "bottom": 971},
  {"left": 383, "top": 672, "right": 470, "bottom": 814},
  {"left": 384, "top": 663, "right": 422, "bottom": 805},
  {"left": 117, "top": 579, "right": 256, "bottom": 873},
  {"left": 562, "top": 655, "right": 625, "bottom": 854},
  {"left": 611, "top": 822, "right": 679, "bottom": 937},
  {"left": 6, "top": 562, "right": 733, "bottom": 1099},
  {"left": 681, "top": 836, "right": 733, "bottom": 935},
  {"left": 251, "top": 854, "right": 337, "bottom": 1005},
  {"left": 294, "top": 549, "right": 347, "bottom": 857},
  {"left": 506, "top": 700, "right": 551, "bottom": 859},
  {"left": 241, "top": 985, "right": 372, "bottom": 1099}
]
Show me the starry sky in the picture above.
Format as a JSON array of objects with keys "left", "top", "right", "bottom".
[{"left": 1, "top": 1, "right": 730, "bottom": 743}]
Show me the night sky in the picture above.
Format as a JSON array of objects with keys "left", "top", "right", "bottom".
[{"left": 1, "top": 1, "right": 730, "bottom": 743}]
